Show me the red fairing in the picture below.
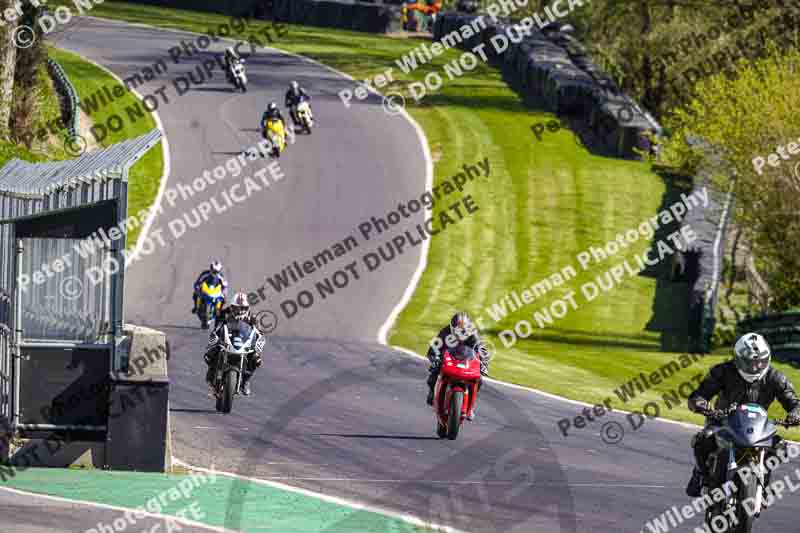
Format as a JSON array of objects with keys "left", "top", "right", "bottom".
[{"left": 433, "top": 349, "right": 482, "bottom": 434}]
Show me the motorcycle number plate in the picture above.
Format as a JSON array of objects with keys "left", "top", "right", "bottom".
[
  {"left": 457, "top": 363, "right": 467, "bottom": 368},
  {"left": 748, "top": 413, "right": 757, "bottom": 418}
]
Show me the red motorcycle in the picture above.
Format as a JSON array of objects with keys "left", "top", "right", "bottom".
[{"left": 433, "top": 344, "right": 482, "bottom": 440}]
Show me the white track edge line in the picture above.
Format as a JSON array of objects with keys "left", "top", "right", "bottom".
[
  {"left": 0, "top": 484, "right": 236, "bottom": 532},
  {"left": 61, "top": 49, "right": 172, "bottom": 263},
  {"left": 172, "top": 459, "right": 467, "bottom": 533}
]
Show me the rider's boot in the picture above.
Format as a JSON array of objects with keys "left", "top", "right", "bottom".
[
  {"left": 426, "top": 369, "right": 438, "bottom": 406},
  {"left": 467, "top": 380, "right": 483, "bottom": 421},
  {"left": 241, "top": 372, "right": 252, "bottom": 396},
  {"left": 686, "top": 467, "right": 705, "bottom": 498}
]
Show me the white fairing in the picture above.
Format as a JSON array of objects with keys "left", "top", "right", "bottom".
[
  {"left": 232, "top": 64, "right": 246, "bottom": 85},
  {"left": 298, "top": 101, "right": 313, "bottom": 127},
  {"left": 222, "top": 321, "right": 257, "bottom": 354}
]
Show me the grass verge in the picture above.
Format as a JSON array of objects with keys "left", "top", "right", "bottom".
[
  {"left": 72, "top": 2, "right": 800, "bottom": 439},
  {"left": 47, "top": 46, "right": 163, "bottom": 249},
  {"left": 0, "top": 57, "right": 66, "bottom": 167}
]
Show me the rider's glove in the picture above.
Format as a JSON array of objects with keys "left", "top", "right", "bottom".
[
  {"left": 255, "top": 336, "right": 266, "bottom": 356},
  {"left": 208, "top": 331, "right": 219, "bottom": 347},
  {"left": 706, "top": 409, "right": 727, "bottom": 421},
  {"left": 787, "top": 411, "right": 800, "bottom": 426}
]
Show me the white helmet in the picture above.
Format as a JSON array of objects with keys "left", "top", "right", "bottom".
[
  {"left": 734, "top": 332, "right": 771, "bottom": 383},
  {"left": 230, "top": 292, "right": 250, "bottom": 321},
  {"left": 210, "top": 261, "right": 223, "bottom": 274}
]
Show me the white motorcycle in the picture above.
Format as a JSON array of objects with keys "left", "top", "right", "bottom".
[
  {"left": 210, "top": 319, "right": 263, "bottom": 413},
  {"left": 230, "top": 60, "right": 247, "bottom": 93},
  {"left": 295, "top": 100, "right": 313, "bottom": 134}
]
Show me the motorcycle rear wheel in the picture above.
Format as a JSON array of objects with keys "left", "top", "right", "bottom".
[
  {"left": 447, "top": 391, "right": 463, "bottom": 440},
  {"left": 199, "top": 303, "right": 210, "bottom": 329},
  {"left": 221, "top": 371, "right": 237, "bottom": 414}
]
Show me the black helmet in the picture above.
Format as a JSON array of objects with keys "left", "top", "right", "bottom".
[
  {"left": 268, "top": 102, "right": 278, "bottom": 112},
  {"left": 450, "top": 312, "right": 475, "bottom": 341}
]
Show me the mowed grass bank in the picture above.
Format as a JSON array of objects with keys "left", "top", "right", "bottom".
[{"left": 73, "top": 3, "right": 800, "bottom": 435}]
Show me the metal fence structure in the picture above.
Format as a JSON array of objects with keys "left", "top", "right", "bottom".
[{"left": 0, "top": 129, "right": 161, "bottom": 432}]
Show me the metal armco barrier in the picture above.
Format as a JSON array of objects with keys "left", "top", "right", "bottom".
[{"left": 47, "top": 58, "right": 80, "bottom": 140}]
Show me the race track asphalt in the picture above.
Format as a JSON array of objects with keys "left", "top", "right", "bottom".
[{"left": 4, "top": 15, "right": 799, "bottom": 533}]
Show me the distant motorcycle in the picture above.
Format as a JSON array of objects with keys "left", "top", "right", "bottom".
[
  {"left": 211, "top": 318, "right": 259, "bottom": 413},
  {"left": 702, "top": 403, "right": 799, "bottom": 533},
  {"left": 433, "top": 344, "right": 482, "bottom": 440},
  {"left": 295, "top": 100, "right": 313, "bottom": 134},
  {"left": 229, "top": 60, "right": 247, "bottom": 92},
  {"left": 196, "top": 279, "right": 225, "bottom": 329},
  {"left": 264, "top": 118, "right": 287, "bottom": 158}
]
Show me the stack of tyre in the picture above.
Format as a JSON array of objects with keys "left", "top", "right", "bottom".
[{"left": 433, "top": 12, "right": 661, "bottom": 158}]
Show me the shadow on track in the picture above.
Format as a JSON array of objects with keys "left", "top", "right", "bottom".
[{"left": 314, "top": 433, "right": 441, "bottom": 441}]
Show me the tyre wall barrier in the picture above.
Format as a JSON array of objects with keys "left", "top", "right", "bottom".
[
  {"left": 435, "top": 12, "right": 661, "bottom": 158},
  {"left": 738, "top": 312, "right": 800, "bottom": 363}
]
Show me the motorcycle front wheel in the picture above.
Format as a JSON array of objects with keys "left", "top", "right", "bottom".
[
  {"left": 447, "top": 391, "right": 463, "bottom": 440},
  {"left": 736, "top": 475, "right": 757, "bottom": 532},
  {"left": 221, "top": 370, "right": 238, "bottom": 414},
  {"left": 199, "top": 303, "right": 210, "bottom": 329}
]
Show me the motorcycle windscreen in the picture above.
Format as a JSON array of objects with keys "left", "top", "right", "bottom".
[
  {"left": 447, "top": 343, "right": 477, "bottom": 361},
  {"left": 227, "top": 320, "right": 254, "bottom": 350},
  {"left": 728, "top": 403, "right": 775, "bottom": 447}
]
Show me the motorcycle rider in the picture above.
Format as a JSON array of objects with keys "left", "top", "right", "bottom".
[
  {"left": 191, "top": 260, "right": 228, "bottom": 314},
  {"left": 223, "top": 46, "right": 244, "bottom": 83},
  {"left": 285, "top": 81, "right": 311, "bottom": 127},
  {"left": 426, "top": 312, "right": 490, "bottom": 420},
  {"left": 685, "top": 332, "right": 800, "bottom": 497},
  {"left": 261, "top": 102, "right": 289, "bottom": 150},
  {"left": 204, "top": 292, "right": 264, "bottom": 396}
]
